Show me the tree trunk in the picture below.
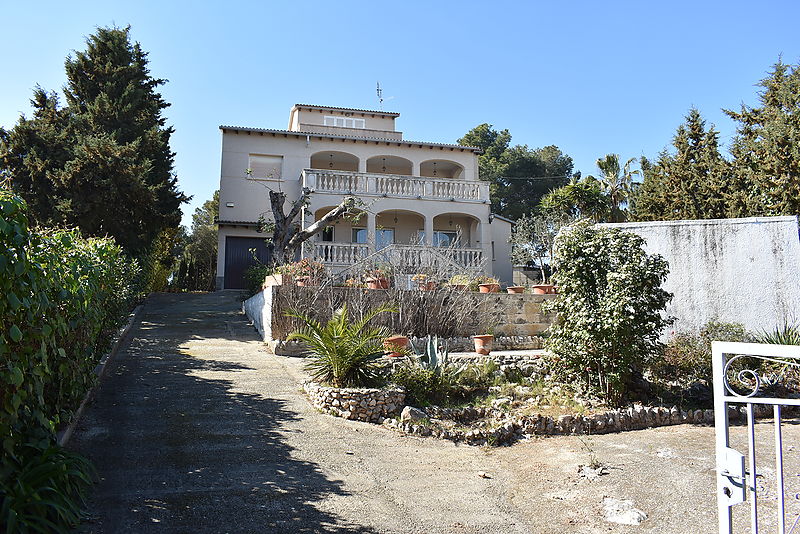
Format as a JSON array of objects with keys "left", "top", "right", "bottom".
[{"left": 266, "top": 188, "right": 357, "bottom": 266}]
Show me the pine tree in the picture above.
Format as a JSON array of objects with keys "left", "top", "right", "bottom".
[
  {"left": 631, "top": 109, "right": 731, "bottom": 221},
  {"left": 725, "top": 60, "right": 800, "bottom": 216},
  {"left": 0, "top": 26, "right": 187, "bottom": 253}
]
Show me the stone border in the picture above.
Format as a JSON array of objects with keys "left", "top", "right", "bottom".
[
  {"left": 304, "top": 382, "right": 405, "bottom": 423},
  {"left": 383, "top": 403, "right": 778, "bottom": 446}
]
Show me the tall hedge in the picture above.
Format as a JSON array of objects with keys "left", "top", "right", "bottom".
[{"left": 0, "top": 190, "right": 139, "bottom": 463}]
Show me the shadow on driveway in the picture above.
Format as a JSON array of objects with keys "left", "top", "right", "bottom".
[{"left": 71, "top": 292, "right": 377, "bottom": 533}]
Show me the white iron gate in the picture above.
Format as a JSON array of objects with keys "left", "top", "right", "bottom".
[{"left": 714, "top": 341, "right": 800, "bottom": 533}]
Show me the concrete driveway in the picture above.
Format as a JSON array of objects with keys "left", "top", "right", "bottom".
[{"left": 70, "top": 291, "right": 800, "bottom": 533}]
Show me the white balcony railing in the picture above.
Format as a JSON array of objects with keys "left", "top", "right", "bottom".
[
  {"left": 308, "top": 242, "right": 484, "bottom": 270},
  {"left": 309, "top": 243, "right": 371, "bottom": 265},
  {"left": 301, "top": 169, "right": 489, "bottom": 203}
]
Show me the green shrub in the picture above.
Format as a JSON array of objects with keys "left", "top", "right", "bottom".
[
  {"left": 244, "top": 262, "right": 273, "bottom": 296},
  {"left": 287, "top": 304, "right": 395, "bottom": 387},
  {"left": 0, "top": 191, "right": 137, "bottom": 531},
  {"left": 544, "top": 222, "right": 672, "bottom": 403},
  {"left": 650, "top": 320, "right": 751, "bottom": 388}
]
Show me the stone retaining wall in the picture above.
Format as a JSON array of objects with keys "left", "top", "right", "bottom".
[
  {"left": 243, "top": 285, "right": 555, "bottom": 347},
  {"left": 275, "top": 335, "right": 547, "bottom": 357},
  {"left": 304, "top": 383, "right": 405, "bottom": 423}
]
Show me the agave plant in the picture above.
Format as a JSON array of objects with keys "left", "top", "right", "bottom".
[
  {"left": 287, "top": 304, "right": 396, "bottom": 387},
  {"left": 409, "top": 336, "right": 467, "bottom": 378}
]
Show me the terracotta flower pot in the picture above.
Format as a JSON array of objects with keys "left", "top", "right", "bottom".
[
  {"left": 531, "top": 284, "right": 556, "bottom": 295},
  {"left": 366, "top": 277, "right": 390, "bottom": 290},
  {"left": 383, "top": 335, "right": 409, "bottom": 357},
  {"left": 478, "top": 283, "right": 500, "bottom": 293},
  {"left": 472, "top": 334, "right": 494, "bottom": 355},
  {"left": 419, "top": 281, "right": 437, "bottom": 291},
  {"left": 506, "top": 286, "right": 525, "bottom": 294}
]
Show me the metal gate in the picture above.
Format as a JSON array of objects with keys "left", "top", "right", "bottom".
[{"left": 714, "top": 341, "right": 800, "bottom": 533}]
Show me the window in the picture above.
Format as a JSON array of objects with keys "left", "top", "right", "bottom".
[
  {"left": 352, "top": 228, "right": 367, "bottom": 244},
  {"left": 248, "top": 155, "right": 282, "bottom": 179},
  {"left": 324, "top": 116, "right": 366, "bottom": 129},
  {"left": 433, "top": 231, "right": 459, "bottom": 248},
  {"left": 321, "top": 227, "right": 334, "bottom": 242}
]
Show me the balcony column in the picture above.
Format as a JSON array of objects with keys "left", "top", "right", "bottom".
[
  {"left": 423, "top": 214, "right": 434, "bottom": 246},
  {"left": 367, "top": 211, "right": 377, "bottom": 254},
  {"left": 411, "top": 161, "right": 420, "bottom": 177},
  {"left": 358, "top": 158, "right": 367, "bottom": 173}
]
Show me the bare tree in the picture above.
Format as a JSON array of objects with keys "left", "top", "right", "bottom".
[{"left": 248, "top": 171, "right": 362, "bottom": 266}]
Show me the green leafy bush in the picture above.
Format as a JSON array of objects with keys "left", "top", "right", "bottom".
[
  {"left": 244, "top": 262, "right": 273, "bottom": 296},
  {"left": 650, "top": 320, "right": 751, "bottom": 388},
  {"left": 0, "top": 191, "right": 137, "bottom": 531},
  {"left": 544, "top": 222, "right": 672, "bottom": 402},
  {"left": 288, "top": 304, "right": 395, "bottom": 387}
]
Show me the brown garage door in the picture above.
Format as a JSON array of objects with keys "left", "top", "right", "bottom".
[{"left": 223, "top": 237, "right": 270, "bottom": 289}]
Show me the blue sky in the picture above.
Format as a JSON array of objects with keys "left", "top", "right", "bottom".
[{"left": 2, "top": 1, "right": 799, "bottom": 228}]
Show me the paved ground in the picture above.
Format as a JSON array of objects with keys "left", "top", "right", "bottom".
[{"left": 70, "top": 292, "right": 800, "bottom": 533}]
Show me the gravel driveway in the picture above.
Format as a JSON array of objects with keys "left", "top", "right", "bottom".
[{"left": 70, "top": 291, "right": 800, "bottom": 533}]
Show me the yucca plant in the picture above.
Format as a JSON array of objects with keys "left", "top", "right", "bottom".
[
  {"left": 287, "top": 304, "right": 396, "bottom": 387},
  {"left": 755, "top": 321, "right": 800, "bottom": 345}
]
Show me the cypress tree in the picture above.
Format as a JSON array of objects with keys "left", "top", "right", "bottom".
[
  {"left": 0, "top": 26, "right": 187, "bottom": 254},
  {"left": 725, "top": 60, "right": 800, "bottom": 217},
  {"left": 631, "top": 109, "right": 731, "bottom": 221}
]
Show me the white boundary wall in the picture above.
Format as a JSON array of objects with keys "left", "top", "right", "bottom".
[{"left": 601, "top": 216, "right": 800, "bottom": 334}]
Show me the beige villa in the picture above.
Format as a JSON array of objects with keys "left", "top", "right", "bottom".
[{"left": 215, "top": 104, "right": 513, "bottom": 289}]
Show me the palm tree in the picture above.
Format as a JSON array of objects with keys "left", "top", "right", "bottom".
[
  {"left": 286, "top": 304, "right": 396, "bottom": 387},
  {"left": 595, "top": 154, "right": 639, "bottom": 222}
]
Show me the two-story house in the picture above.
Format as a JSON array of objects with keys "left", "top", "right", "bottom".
[{"left": 215, "top": 104, "right": 513, "bottom": 289}]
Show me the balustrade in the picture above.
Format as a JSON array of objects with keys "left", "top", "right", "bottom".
[{"left": 301, "top": 169, "right": 488, "bottom": 203}]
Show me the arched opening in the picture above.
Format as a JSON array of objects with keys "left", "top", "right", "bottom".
[
  {"left": 366, "top": 155, "right": 413, "bottom": 175},
  {"left": 420, "top": 159, "right": 464, "bottom": 179},
  {"left": 432, "top": 213, "right": 480, "bottom": 247},
  {"left": 376, "top": 209, "right": 425, "bottom": 248},
  {"left": 310, "top": 151, "right": 359, "bottom": 172}
]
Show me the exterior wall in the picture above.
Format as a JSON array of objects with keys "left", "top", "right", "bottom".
[
  {"left": 490, "top": 218, "right": 513, "bottom": 284},
  {"left": 601, "top": 216, "right": 800, "bottom": 333},
  {"left": 219, "top": 130, "right": 481, "bottom": 226}
]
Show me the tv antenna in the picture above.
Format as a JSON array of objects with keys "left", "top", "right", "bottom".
[{"left": 376, "top": 82, "right": 394, "bottom": 110}]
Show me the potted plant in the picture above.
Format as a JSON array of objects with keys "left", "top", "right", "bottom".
[
  {"left": 472, "top": 333, "right": 494, "bottom": 355},
  {"left": 476, "top": 276, "right": 500, "bottom": 293},
  {"left": 411, "top": 273, "right": 436, "bottom": 291},
  {"left": 447, "top": 274, "right": 475, "bottom": 291},
  {"left": 506, "top": 285, "right": 525, "bottom": 294},
  {"left": 278, "top": 258, "right": 326, "bottom": 287},
  {"left": 364, "top": 267, "right": 390, "bottom": 290},
  {"left": 383, "top": 335, "right": 410, "bottom": 357},
  {"left": 531, "top": 284, "right": 557, "bottom": 295}
]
